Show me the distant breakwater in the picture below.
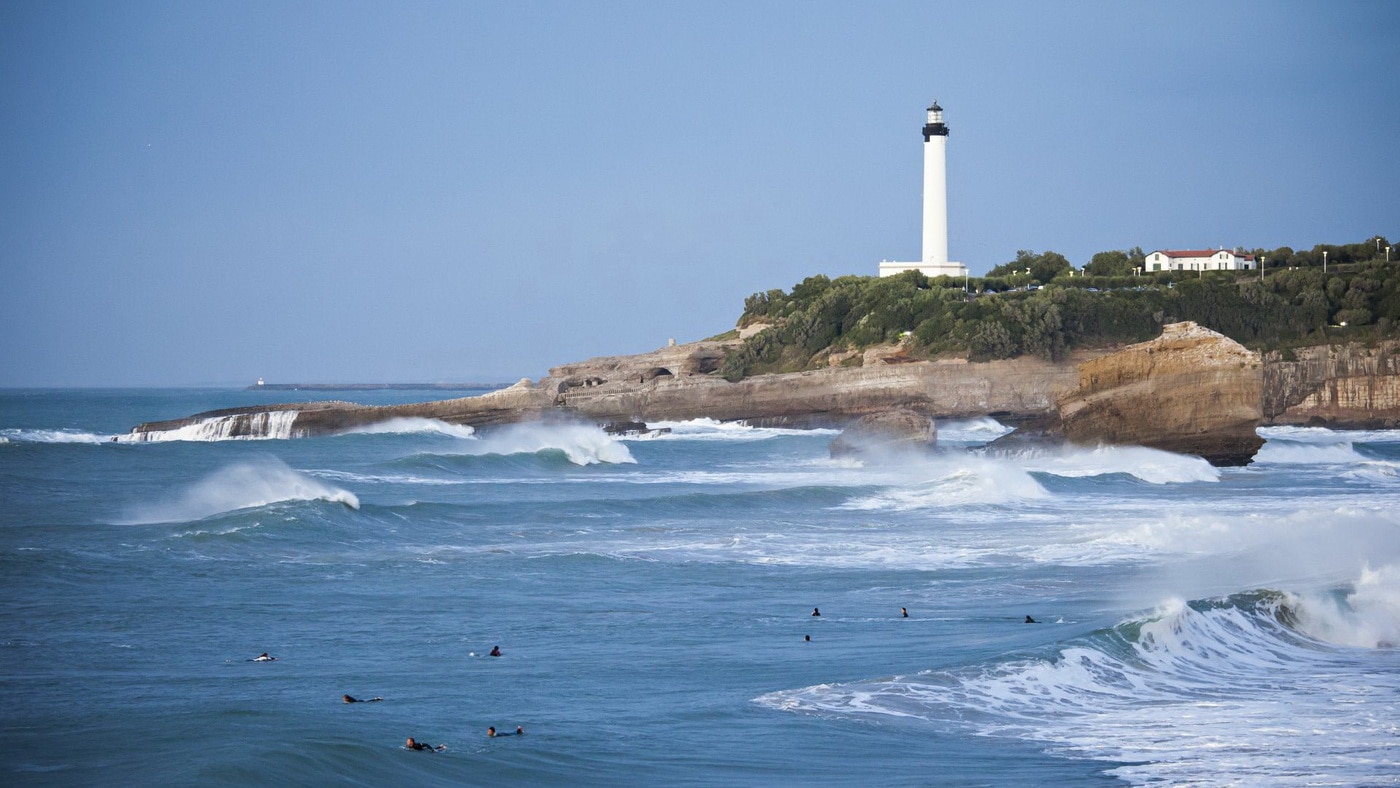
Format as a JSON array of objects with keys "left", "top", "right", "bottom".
[{"left": 247, "top": 383, "right": 509, "bottom": 392}]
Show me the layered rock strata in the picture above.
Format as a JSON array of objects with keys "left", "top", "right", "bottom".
[
  {"left": 1054, "top": 322, "right": 1265, "bottom": 465},
  {"left": 1263, "top": 341, "right": 1400, "bottom": 429}
]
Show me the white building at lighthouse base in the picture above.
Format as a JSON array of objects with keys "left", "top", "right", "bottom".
[{"left": 878, "top": 259, "right": 969, "bottom": 278}]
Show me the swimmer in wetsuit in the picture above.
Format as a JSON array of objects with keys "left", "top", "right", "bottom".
[
  {"left": 489, "top": 646, "right": 501, "bottom": 657},
  {"left": 811, "top": 608, "right": 821, "bottom": 617},
  {"left": 343, "top": 694, "right": 383, "bottom": 703},
  {"left": 252, "top": 652, "right": 276, "bottom": 662},
  {"left": 901, "top": 607, "right": 909, "bottom": 618},
  {"left": 1024, "top": 615, "right": 1037, "bottom": 624},
  {"left": 405, "top": 737, "right": 445, "bottom": 752}
]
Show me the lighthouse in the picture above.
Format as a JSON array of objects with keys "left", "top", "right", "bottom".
[{"left": 878, "top": 101, "right": 969, "bottom": 278}]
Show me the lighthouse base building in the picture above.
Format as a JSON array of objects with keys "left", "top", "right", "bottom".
[{"left": 880, "top": 101, "right": 968, "bottom": 279}]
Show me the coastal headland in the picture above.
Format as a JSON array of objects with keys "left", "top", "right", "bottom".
[{"left": 126, "top": 320, "right": 1400, "bottom": 466}]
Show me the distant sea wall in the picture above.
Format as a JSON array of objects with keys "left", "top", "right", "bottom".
[{"left": 247, "top": 383, "right": 509, "bottom": 392}]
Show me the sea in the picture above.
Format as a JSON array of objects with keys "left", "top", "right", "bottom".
[{"left": 2, "top": 387, "right": 1398, "bottom": 786}]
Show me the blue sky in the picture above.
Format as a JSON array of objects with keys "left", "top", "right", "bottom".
[{"left": 2, "top": 1, "right": 1396, "bottom": 386}]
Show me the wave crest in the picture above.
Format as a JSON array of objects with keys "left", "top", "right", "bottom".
[
  {"left": 460, "top": 423, "right": 634, "bottom": 465},
  {"left": 124, "top": 459, "right": 359, "bottom": 523}
]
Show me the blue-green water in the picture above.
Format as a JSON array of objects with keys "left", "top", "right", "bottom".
[{"left": 2, "top": 389, "right": 1398, "bottom": 785}]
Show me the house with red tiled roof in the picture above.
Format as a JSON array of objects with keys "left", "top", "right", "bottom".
[{"left": 1144, "top": 248, "right": 1256, "bottom": 272}]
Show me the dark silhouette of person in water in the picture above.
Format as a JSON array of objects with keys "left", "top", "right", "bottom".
[
  {"left": 405, "top": 737, "right": 445, "bottom": 752},
  {"left": 252, "top": 652, "right": 276, "bottom": 662},
  {"left": 1024, "top": 615, "right": 1038, "bottom": 623},
  {"left": 343, "top": 694, "right": 383, "bottom": 703},
  {"left": 489, "top": 645, "right": 501, "bottom": 657},
  {"left": 804, "top": 635, "right": 811, "bottom": 642},
  {"left": 811, "top": 608, "right": 821, "bottom": 617},
  {"left": 487, "top": 726, "right": 525, "bottom": 737},
  {"left": 901, "top": 607, "right": 909, "bottom": 618}
]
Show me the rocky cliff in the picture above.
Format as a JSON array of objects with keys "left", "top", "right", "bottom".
[
  {"left": 129, "top": 324, "right": 1400, "bottom": 464},
  {"left": 1053, "top": 322, "right": 1265, "bottom": 465},
  {"left": 1263, "top": 341, "right": 1400, "bottom": 428}
]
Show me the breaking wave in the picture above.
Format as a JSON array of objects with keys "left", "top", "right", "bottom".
[
  {"left": 454, "top": 423, "right": 634, "bottom": 466},
  {"left": 126, "top": 410, "right": 301, "bottom": 442},
  {"left": 1013, "top": 444, "right": 1220, "bottom": 485},
  {"left": 0, "top": 428, "right": 112, "bottom": 444},
  {"left": 123, "top": 459, "right": 359, "bottom": 523},
  {"left": 758, "top": 572, "right": 1400, "bottom": 785},
  {"left": 635, "top": 418, "right": 839, "bottom": 442},
  {"left": 337, "top": 417, "right": 477, "bottom": 439}
]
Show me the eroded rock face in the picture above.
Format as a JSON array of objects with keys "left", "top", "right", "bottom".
[
  {"left": 829, "top": 409, "right": 937, "bottom": 459},
  {"left": 1264, "top": 342, "right": 1400, "bottom": 428},
  {"left": 1056, "top": 322, "right": 1264, "bottom": 465}
]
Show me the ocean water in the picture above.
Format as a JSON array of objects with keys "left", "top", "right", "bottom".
[{"left": 2, "top": 389, "right": 1399, "bottom": 786}]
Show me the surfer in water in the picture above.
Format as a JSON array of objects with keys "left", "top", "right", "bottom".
[
  {"left": 901, "top": 607, "right": 909, "bottom": 618},
  {"left": 811, "top": 607, "right": 821, "bottom": 617},
  {"left": 1024, "top": 615, "right": 1038, "bottom": 623},
  {"left": 343, "top": 694, "right": 383, "bottom": 703},
  {"left": 489, "top": 645, "right": 501, "bottom": 657},
  {"left": 405, "top": 737, "right": 445, "bottom": 752},
  {"left": 488, "top": 726, "right": 524, "bottom": 737},
  {"left": 252, "top": 652, "right": 276, "bottom": 662}
]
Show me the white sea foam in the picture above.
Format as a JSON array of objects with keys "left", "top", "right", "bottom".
[
  {"left": 1291, "top": 563, "right": 1400, "bottom": 648},
  {"left": 758, "top": 583, "right": 1400, "bottom": 786},
  {"left": 934, "top": 416, "right": 1015, "bottom": 445},
  {"left": 842, "top": 456, "right": 1049, "bottom": 510},
  {"left": 128, "top": 410, "right": 301, "bottom": 442},
  {"left": 1254, "top": 438, "right": 1367, "bottom": 465},
  {"left": 0, "top": 428, "right": 112, "bottom": 444},
  {"left": 456, "top": 423, "right": 635, "bottom": 465},
  {"left": 635, "top": 417, "right": 839, "bottom": 442},
  {"left": 1260, "top": 424, "right": 1400, "bottom": 445},
  {"left": 338, "top": 417, "right": 477, "bottom": 439},
  {"left": 1004, "top": 444, "right": 1220, "bottom": 484},
  {"left": 124, "top": 459, "right": 359, "bottom": 523}
]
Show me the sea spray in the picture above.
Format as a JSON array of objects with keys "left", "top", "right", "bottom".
[
  {"left": 124, "top": 458, "right": 359, "bottom": 523},
  {"left": 337, "top": 417, "right": 477, "bottom": 439},
  {"left": 128, "top": 410, "right": 301, "bottom": 442},
  {"left": 455, "top": 422, "right": 635, "bottom": 465}
]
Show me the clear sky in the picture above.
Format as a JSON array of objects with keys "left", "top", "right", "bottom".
[{"left": 3, "top": 1, "right": 1396, "bottom": 386}]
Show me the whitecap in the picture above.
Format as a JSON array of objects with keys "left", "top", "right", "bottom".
[
  {"left": 455, "top": 423, "right": 635, "bottom": 466},
  {"left": 123, "top": 458, "right": 359, "bottom": 523},
  {"left": 337, "top": 417, "right": 476, "bottom": 439},
  {"left": 0, "top": 428, "right": 112, "bottom": 444},
  {"left": 636, "top": 417, "right": 838, "bottom": 442}
]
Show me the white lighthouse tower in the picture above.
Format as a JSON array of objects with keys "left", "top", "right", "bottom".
[{"left": 879, "top": 101, "right": 968, "bottom": 278}]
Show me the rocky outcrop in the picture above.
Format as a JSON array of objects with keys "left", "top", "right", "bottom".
[
  {"left": 128, "top": 379, "right": 552, "bottom": 440},
  {"left": 1054, "top": 322, "right": 1264, "bottom": 465},
  {"left": 829, "top": 409, "right": 936, "bottom": 458},
  {"left": 133, "top": 322, "right": 1400, "bottom": 460},
  {"left": 1263, "top": 341, "right": 1400, "bottom": 428},
  {"left": 545, "top": 343, "right": 1092, "bottom": 428}
]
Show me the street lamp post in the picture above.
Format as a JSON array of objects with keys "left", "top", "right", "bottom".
[
  {"left": 1260, "top": 255, "right": 1266, "bottom": 281},
  {"left": 1323, "top": 250, "right": 1328, "bottom": 273}
]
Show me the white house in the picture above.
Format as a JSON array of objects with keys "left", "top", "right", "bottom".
[{"left": 1144, "top": 249, "right": 1256, "bottom": 272}]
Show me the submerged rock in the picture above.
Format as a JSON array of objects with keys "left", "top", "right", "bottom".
[{"left": 829, "top": 409, "right": 937, "bottom": 459}]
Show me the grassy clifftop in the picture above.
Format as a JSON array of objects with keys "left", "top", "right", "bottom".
[{"left": 722, "top": 239, "right": 1399, "bottom": 381}]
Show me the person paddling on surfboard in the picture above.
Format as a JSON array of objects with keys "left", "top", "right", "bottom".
[
  {"left": 252, "top": 652, "right": 276, "bottom": 662},
  {"left": 343, "top": 694, "right": 383, "bottom": 703},
  {"left": 405, "top": 737, "right": 445, "bottom": 752}
]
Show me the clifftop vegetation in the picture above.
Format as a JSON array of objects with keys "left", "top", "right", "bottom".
[{"left": 722, "top": 236, "right": 1396, "bottom": 381}]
